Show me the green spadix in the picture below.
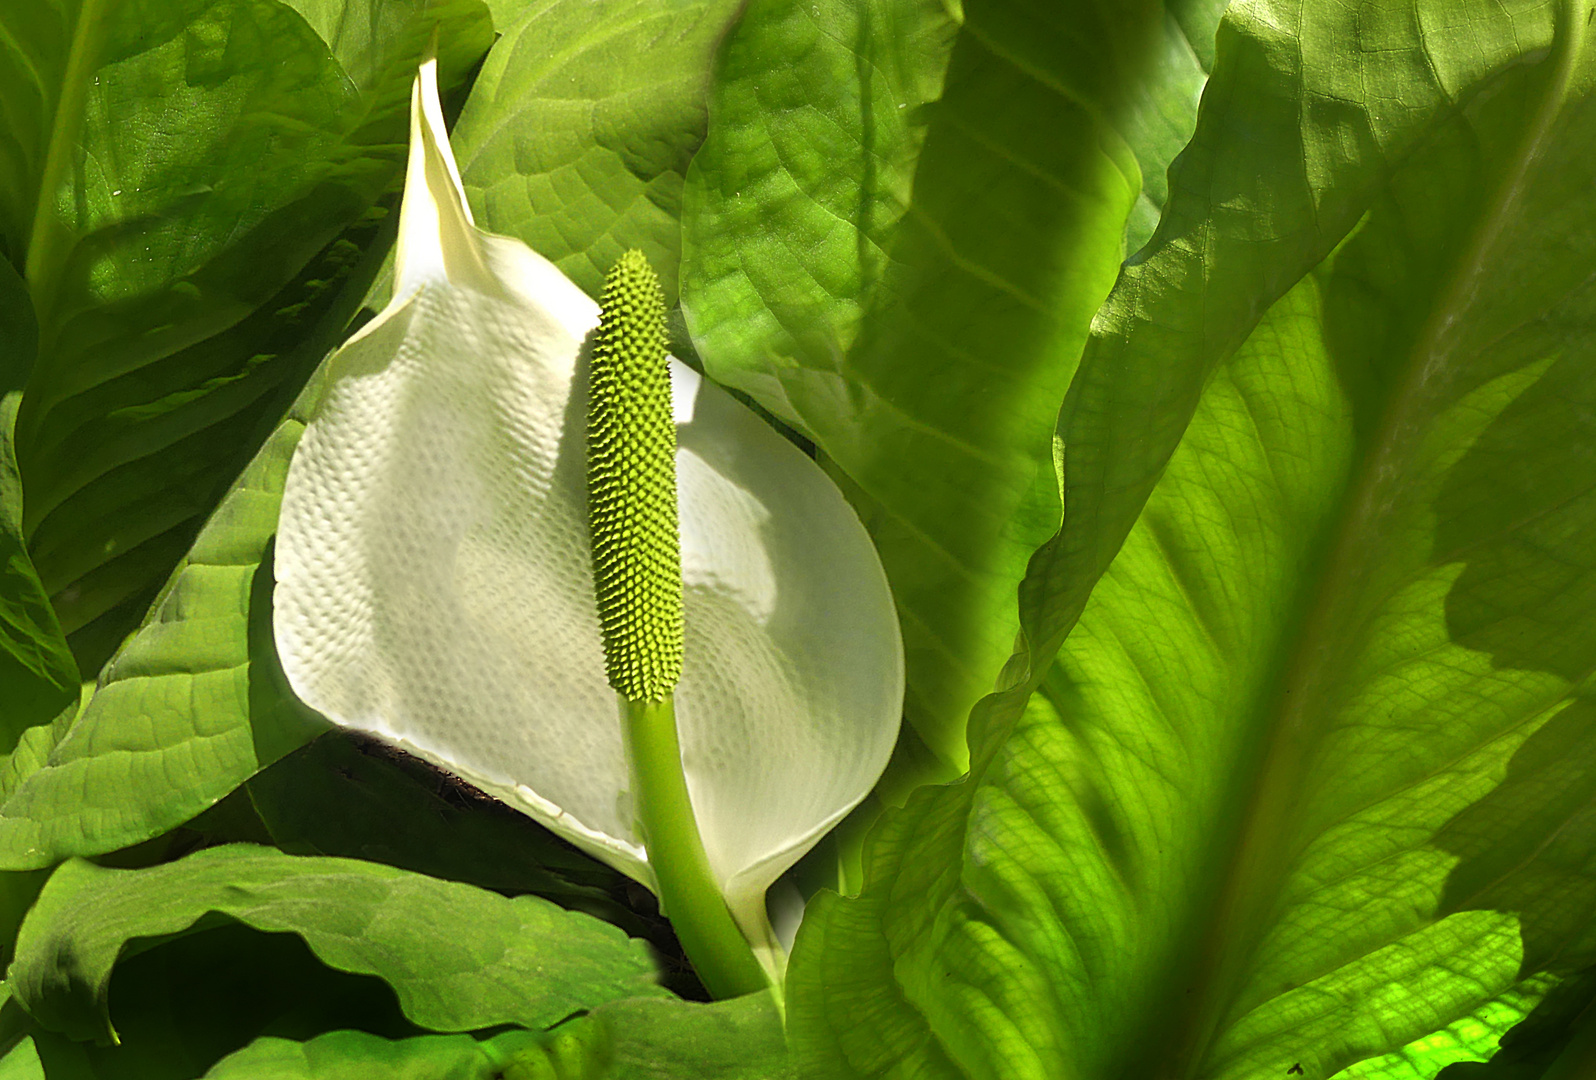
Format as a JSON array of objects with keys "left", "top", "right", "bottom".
[
  {"left": 586, "top": 250, "right": 683, "bottom": 705},
  {"left": 272, "top": 57, "right": 904, "bottom": 994}
]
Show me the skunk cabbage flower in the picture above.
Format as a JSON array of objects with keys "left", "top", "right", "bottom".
[{"left": 272, "top": 58, "right": 904, "bottom": 987}]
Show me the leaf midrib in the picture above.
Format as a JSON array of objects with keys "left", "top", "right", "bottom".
[
  {"left": 22, "top": 0, "right": 107, "bottom": 335},
  {"left": 1148, "top": 2, "right": 1589, "bottom": 1075}
]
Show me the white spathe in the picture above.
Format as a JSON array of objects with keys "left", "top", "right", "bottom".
[{"left": 272, "top": 58, "right": 904, "bottom": 972}]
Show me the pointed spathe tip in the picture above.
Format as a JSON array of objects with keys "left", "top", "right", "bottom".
[{"left": 393, "top": 49, "right": 494, "bottom": 298}]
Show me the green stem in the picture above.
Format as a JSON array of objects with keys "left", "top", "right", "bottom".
[
  {"left": 624, "top": 695, "right": 771, "bottom": 1000},
  {"left": 25, "top": 0, "right": 109, "bottom": 323}
]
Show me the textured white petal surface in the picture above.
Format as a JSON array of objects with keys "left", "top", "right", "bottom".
[{"left": 274, "top": 59, "right": 903, "bottom": 932}]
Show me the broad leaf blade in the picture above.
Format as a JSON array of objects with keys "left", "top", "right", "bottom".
[
  {"left": 1019, "top": 0, "right": 1568, "bottom": 656},
  {"left": 680, "top": 0, "right": 960, "bottom": 433},
  {"left": 13, "top": 0, "right": 491, "bottom": 674},
  {"left": 204, "top": 995, "right": 791, "bottom": 1080},
  {"left": 205, "top": 1029, "right": 556, "bottom": 1080},
  {"left": 0, "top": 402, "right": 323, "bottom": 870},
  {"left": 450, "top": 0, "right": 744, "bottom": 306},
  {"left": 682, "top": 0, "right": 1212, "bottom": 780},
  {"left": 17, "top": 920, "right": 419, "bottom": 1079},
  {"left": 9, "top": 845, "right": 666, "bottom": 1045},
  {"left": 789, "top": 4, "right": 1596, "bottom": 1079},
  {"left": 0, "top": 255, "right": 78, "bottom": 977}
]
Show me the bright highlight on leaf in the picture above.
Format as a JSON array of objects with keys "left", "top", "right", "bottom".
[
  {"left": 587, "top": 251, "right": 683, "bottom": 704},
  {"left": 272, "top": 56, "right": 905, "bottom": 985}
]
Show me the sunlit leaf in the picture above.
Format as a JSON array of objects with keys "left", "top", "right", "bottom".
[
  {"left": 789, "top": 3, "right": 1596, "bottom": 1078},
  {"left": 681, "top": 0, "right": 1213, "bottom": 781},
  {"left": 203, "top": 995, "right": 791, "bottom": 1080}
]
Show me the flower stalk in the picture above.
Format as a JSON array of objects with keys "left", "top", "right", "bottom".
[{"left": 625, "top": 695, "right": 770, "bottom": 999}]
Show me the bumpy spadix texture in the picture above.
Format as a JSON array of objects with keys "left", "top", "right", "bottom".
[
  {"left": 273, "top": 59, "right": 904, "bottom": 948},
  {"left": 587, "top": 252, "right": 682, "bottom": 703}
]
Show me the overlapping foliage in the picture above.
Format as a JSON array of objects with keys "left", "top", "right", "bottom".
[{"left": 0, "top": 0, "right": 1591, "bottom": 1077}]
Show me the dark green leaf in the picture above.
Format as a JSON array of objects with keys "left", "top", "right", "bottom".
[
  {"left": 10, "top": 845, "right": 666, "bottom": 1045},
  {"left": 246, "top": 733, "right": 649, "bottom": 934},
  {"left": 9, "top": 0, "right": 491, "bottom": 673},
  {"left": 0, "top": 255, "right": 82, "bottom": 988},
  {"left": 29, "top": 922, "right": 415, "bottom": 1080},
  {"left": 0, "top": 0, "right": 69, "bottom": 269},
  {"left": 0, "top": 918, "right": 429, "bottom": 1078},
  {"left": 248, "top": 733, "right": 625, "bottom": 897},
  {"left": 247, "top": 736, "right": 718, "bottom": 999},
  {"left": 0, "top": 256, "right": 76, "bottom": 746}
]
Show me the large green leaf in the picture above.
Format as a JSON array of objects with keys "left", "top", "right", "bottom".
[
  {"left": 6, "top": 0, "right": 491, "bottom": 673},
  {"left": 680, "top": 0, "right": 959, "bottom": 429},
  {"left": 789, "top": 2, "right": 1596, "bottom": 1078},
  {"left": 9, "top": 845, "right": 666, "bottom": 1045},
  {"left": 680, "top": 0, "right": 1209, "bottom": 779},
  {"left": 15, "top": 921, "right": 418, "bottom": 1080},
  {"left": 0, "top": 255, "right": 80, "bottom": 983},
  {"left": 204, "top": 995, "right": 792, "bottom": 1080},
  {"left": 0, "top": 390, "right": 324, "bottom": 870},
  {"left": 0, "top": 911, "right": 785, "bottom": 1079},
  {"left": 450, "top": 0, "right": 743, "bottom": 306}
]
